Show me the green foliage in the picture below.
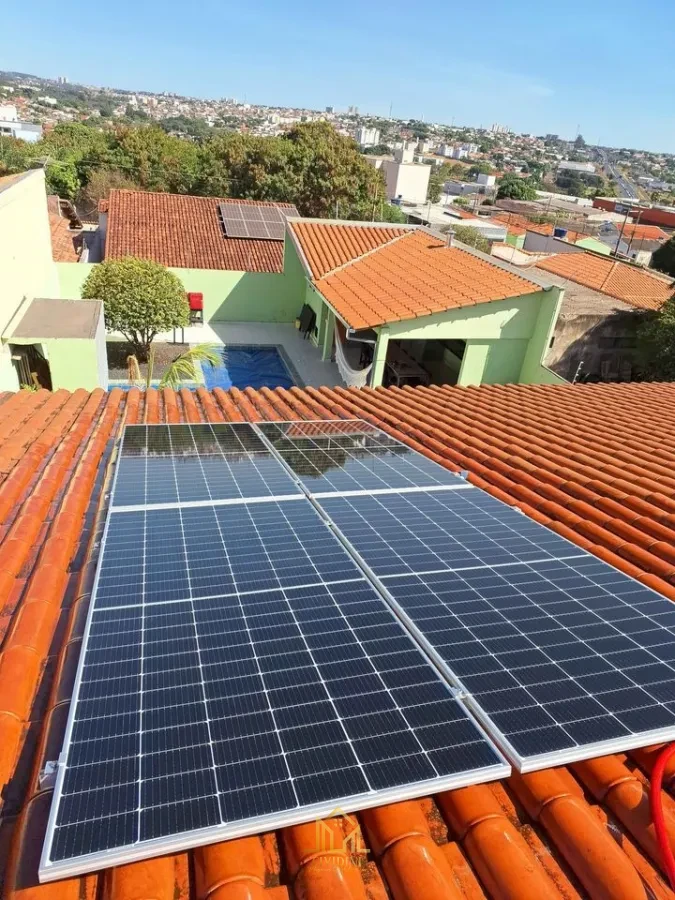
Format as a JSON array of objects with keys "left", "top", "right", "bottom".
[
  {"left": 78, "top": 167, "right": 139, "bottom": 217},
  {"left": 496, "top": 175, "right": 537, "bottom": 201},
  {"left": 574, "top": 134, "right": 586, "bottom": 148},
  {"left": 378, "top": 203, "right": 408, "bottom": 224},
  {"left": 468, "top": 162, "right": 492, "bottom": 178},
  {"left": 4, "top": 119, "right": 387, "bottom": 221},
  {"left": 159, "top": 344, "right": 221, "bottom": 389},
  {"left": 636, "top": 295, "right": 675, "bottom": 379},
  {"left": 82, "top": 257, "right": 189, "bottom": 360},
  {"left": 451, "top": 225, "right": 490, "bottom": 253},
  {"left": 652, "top": 237, "right": 675, "bottom": 278},
  {"left": 427, "top": 170, "right": 444, "bottom": 204},
  {"left": 454, "top": 196, "right": 470, "bottom": 207},
  {"left": 45, "top": 160, "right": 80, "bottom": 199}
]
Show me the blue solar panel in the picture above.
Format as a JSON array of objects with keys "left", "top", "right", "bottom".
[
  {"left": 257, "top": 420, "right": 461, "bottom": 494},
  {"left": 41, "top": 491, "right": 508, "bottom": 881},
  {"left": 316, "top": 487, "right": 675, "bottom": 769},
  {"left": 113, "top": 424, "right": 302, "bottom": 507}
]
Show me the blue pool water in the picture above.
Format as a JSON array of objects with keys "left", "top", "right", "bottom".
[{"left": 201, "top": 345, "right": 295, "bottom": 390}]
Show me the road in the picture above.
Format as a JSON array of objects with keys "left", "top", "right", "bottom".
[{"left": 602, "top": 153, "right": 640, "bottom": 200}]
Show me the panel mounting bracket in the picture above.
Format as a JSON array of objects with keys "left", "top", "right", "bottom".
[{"left": 39, "top": 761, "right": 59, "bottom": 790}]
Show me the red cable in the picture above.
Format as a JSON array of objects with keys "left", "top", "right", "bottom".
[{"left": 650, "top": 742, "right": 675, "bottom": 890}]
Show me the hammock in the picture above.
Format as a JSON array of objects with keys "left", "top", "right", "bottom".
[{"left": 334, "top": 322, "right": 372, "bottom": 388}]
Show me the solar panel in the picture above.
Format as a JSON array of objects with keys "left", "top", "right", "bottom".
[
  {"left": 257, "top": 420, "right": 463, "bottom": 495},
  {"left": 40, "top": 495, "right": 508, "bottom": 881},
  {"left": 113, "top": 424, "right": 302, "bottom": 508},
  {"left": 317, "top": 488, "right": 675, "bottom": 769},
  {"left": 219, "top": 203, "right": 299, "bottom": 241}
]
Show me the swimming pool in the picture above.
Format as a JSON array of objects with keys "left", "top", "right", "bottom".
[{"left": 201, "top": 344, "right": 297, "bottom": 390}]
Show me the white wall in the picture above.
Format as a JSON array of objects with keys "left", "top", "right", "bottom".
[
  {"left": 0, "top": 170, "right": 60, "bottom": 390},
  {"left": 383, "top": 161, "right": 431, "bottom": 204}
]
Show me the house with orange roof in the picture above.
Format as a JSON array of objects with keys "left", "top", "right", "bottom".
[{"left": 287, "top": 219, "right": 565, "bottom": 387}]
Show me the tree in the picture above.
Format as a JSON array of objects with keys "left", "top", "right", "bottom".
[
  {"left": 451, "top": 225, "right": 490, "bottom": 253},
  {"left": 574, "top": 134, "right": 586, "bottom": 148},
  {"left": 82, "top": 257, "right": 189, "bottom": 360},
  {"left": 652, "top": 237, "right": 675, "bottom": 278},
  {"left": 468, "top": 162, "right": 492, "bottom": 178},
  {"left": 427, "top": 170, "right": 444, "bottom": 204},
  {"left": 45, "top": 160, "right": 80, "bottom": 200},
  {"left": 636, "top": 294, "right": 675, "bottom": 380},
  {"left": 496, "top": 176, "right": 537, "bottom": 201},
  {"left": 78, "top": 168, "right": 139, "bottom": 217},
  {"left": 378, "top": 203, "right": 408, "bottom": 223}
]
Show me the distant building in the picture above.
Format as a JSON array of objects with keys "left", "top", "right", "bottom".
[
  {"left": 477, "top": 173, "right": 496, "bottom": 188},
  {"left": 367, "top": 157, "right": 431, "bottom": 204},
  {"left": 357, "top": 126, "right": 380, "bottom": 148},
  {"left": 57, "top": 76, "right": 68, "bottom": 85},
  {"left": 325, "top": 106, "right": 334, "bottom": 114},
  {"left": 557, "top": 160, "right": 596, "bottom": 174},
  {"left": 451, "top": 147, "right": 468, "bottom": 160},
  {"left": 490, "top": 124, "right": 510, "bottom": 134},
  {"left": 0, "top": 106, "right": 42, "bottom": 143}
]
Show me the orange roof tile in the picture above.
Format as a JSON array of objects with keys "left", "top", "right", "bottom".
[
  {"left": 105, "top": 189, "right": 297, "bottom": 273},
  {"left": 536, "top": 252, "right": 674, "bottom": 310},
  {"left": 313, "top": 229, "right": 543, "bottom": 329},
  {"left": 48, "top": 214, "right": 80, "bottom": 263},
  {"left": 4, "top": 382, "right": 675, "bottom": 899},
  {"left": 290, "top": 220, "right": 407, "bottom": 278},
  {"left": 619, "top": 223, "right": 669, "bottom": 242}
]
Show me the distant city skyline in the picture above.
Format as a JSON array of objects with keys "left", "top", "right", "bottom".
[{"left": 4, "top": 0, "right": 674, "bottom": 154}]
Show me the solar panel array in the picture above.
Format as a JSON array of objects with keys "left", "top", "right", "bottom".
[
  {"left": 219, "top": 203, "right": 300, "bottom": 241},
  {"left": 317, "top": 489, "right": 675, "bottom": 769},
  {"left": 258, "top": 420, "right": 462, "bottom": 495},
  {"left": 42, "top": 419, "right": 675, "bottom": 881},
  {"left": 40, "top": 423, "right": 508, "bottom": 881}
]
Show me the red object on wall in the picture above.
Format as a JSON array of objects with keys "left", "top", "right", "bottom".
[{"left": 187, "top": 292, "right": 203, "bottom": 311}]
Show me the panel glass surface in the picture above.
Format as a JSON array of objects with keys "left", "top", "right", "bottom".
[
  {"left": 43, "top": 496, "right": 507, "bottom": 879},
  {"left": 258, "top": 420, "right": 460, "bottom": 494},
  {"left": 113, "top": 424, "right": 301, "bottom": 508},
  {"left": 317, "top": 488, "right": 675, "bottom": 765}
]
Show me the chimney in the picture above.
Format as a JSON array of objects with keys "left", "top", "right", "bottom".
[{"left": 446, "top": 229, "right": 455, "bottom": 248}]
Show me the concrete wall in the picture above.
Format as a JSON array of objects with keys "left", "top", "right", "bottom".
[
  {"left": 545, "top": 282, "right": 644, "bottom": 382},
  {"left": 58, "top": 237, "right": 308, "bottom": 325},
  {"left": 42, "top": 333, "right": 108, "bottom": 391},
  {"left": 524, "top": 232, "right": 584, "bottom": 255},
  {"left": 0, "top": 170, "right": 60, "bottom": 390}
]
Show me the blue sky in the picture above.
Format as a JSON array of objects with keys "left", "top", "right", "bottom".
[{"left": 4, "top": 0, "right": 674, "bottom": 152}]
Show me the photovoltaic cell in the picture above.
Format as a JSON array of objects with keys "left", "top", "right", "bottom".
[
  {"left": 317, "top": 488, "right": 675, "bottom": 768},
  {"left": 112, "top": 424, "right": 302, "bottom": 508},
  {"left": 219, "top": 203, "right": 299, "bottom": 241},
  {"left": 41, "top": 487, "right": 507, "bottom": 880},
  {"left": 257, "top": 420, "right": 461, "bottom": 494}
]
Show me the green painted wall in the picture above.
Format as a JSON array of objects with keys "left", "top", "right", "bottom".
[
  {"left": 57, "top": 238, "right": 309, "bottom": 324},
  {"left": 505, "top": 234, "right": 525, "bottom": 249},
  {"left": 519, "top": 287, "right": 567, "bottom": 384},
  {"left": 46, "top": 338, "right": 104, "bottom": 390}
]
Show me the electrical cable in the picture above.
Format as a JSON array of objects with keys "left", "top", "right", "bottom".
[{"left": 650, "top": 742, "right": 675, "bottom": 890}]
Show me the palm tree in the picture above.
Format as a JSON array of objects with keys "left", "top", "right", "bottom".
[{"left": 126, "top": 343, "right": 221, "bottom": 390}]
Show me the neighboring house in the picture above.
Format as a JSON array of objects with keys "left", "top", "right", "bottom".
[
  {"left": 0, "top": 104, "right": 42, "bottom": 142},
  {"left": 288, "top": 220, "right": 564, "bottom": 386},
  {"left": 597, "top": 222, "right": 669, "bottom": 266},
  {"left": 0, "top": 170, "right": 106, "bottom": 391},
  {"left": 534, "top": 251, "right": 674, "bottom": 381},
  {"left": 2, "top": 381, "right": 675, "bottom": 899},
  {"left": 59, "top": 189, "right": 304, "bottom": 323},
  {"left": 366, "top": 153, "right": 431, "bottom": 204}
]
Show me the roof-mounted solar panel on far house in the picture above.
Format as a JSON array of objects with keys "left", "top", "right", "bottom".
[
  {"left": 316, "top": 486, "right": 675, "bottom": 770},
  {"left": 39, "top": 422, "right": 508, "bottom": 883},
  {"left": 218, "top": 202, "right": 299, "bottom": 241}
]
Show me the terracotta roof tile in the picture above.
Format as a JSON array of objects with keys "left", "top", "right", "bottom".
[
  {"left": 290, "top": 221, "right": 408, "bottom": 278},
  {"left": 48, "top": 214, "right": 80, "bottom": 263},
  {"left": 4, "top": 382, "right": 675, "bottom": 899},
  {"left": 536, "top": 252, "right": 674, "bottom": 310},
  {"left": 314, "top": 229, "right": 543, "bottom": 328},
  {"left": 105, "top": 189, "right": 297, "bottom": 273},
  {"left": 620, "top": 223, "right": 669, "bottom": 242}
]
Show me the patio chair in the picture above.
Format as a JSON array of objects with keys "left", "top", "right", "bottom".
[{"left": 298, "top": 304, "right": 316, "bottom": 340}]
